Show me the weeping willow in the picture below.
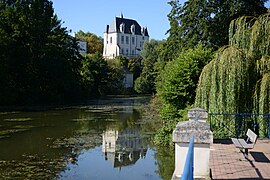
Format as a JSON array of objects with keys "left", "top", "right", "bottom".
[{"left": 195, "top": 14, "right": 270, "bottom": 137}]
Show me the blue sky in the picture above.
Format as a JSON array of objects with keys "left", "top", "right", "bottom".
[{"left": 51, "top": 0, "right": 270, "bottom": 40}]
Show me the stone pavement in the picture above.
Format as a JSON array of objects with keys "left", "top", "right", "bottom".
[{"left": 210, "top": 139, "right": 270, "bottom": 180}]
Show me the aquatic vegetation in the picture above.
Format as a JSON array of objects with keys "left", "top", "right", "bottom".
[
  {"left": 51, "top": 135, "right": 102, "bottom": 150},
  {"left": 0, "top": 96, "right": 163, "bottom": 179},
  {"left": 0, "top": 155, "right": 67, "bottom": 179},
  {"left": 0, "top": 112, "right": 19, "bottom": 115},
  {"left": 0, "top": 128, "right": 31, "bottom": 139},
  {"left": 72, "top": 117, "right": 96, "bottom": 122},
  {"left": 3, "top": 118, "right": 32, "bottom": 122},
  {"left": 0, "top": 123, "right": 35, "bottom": 139}
]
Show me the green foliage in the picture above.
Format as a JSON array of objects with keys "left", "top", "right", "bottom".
[
  {"left": 114, "top": 55, "right": 129, "bottom": 68},
  {"left": 162, "top": 0, "right": 183, "bottom": 61},
  {"left": 164, "top": 0, "right": 268, "bottom": 61},
  {"left": 154, "top": 106, "right": 190, "bottom": 146},
  {"left": 229, "top": 16, "right": 257, "bottom": 51},
  {"left": 154, "top": 146, "right": 175, "bottom": 180},
  {"left": 157, "top": 44, "right": 213, "bottom": 116},
  {"left": 80, "top": 53, "right": 124, "bottom": 97},
  {"left": 75, "top": 30, "right": 103, "bottom": 54},
  {"left": 196, "top": 46, "right": 253, "bottom": 113},
  {"left": 71, "top": 0, "right": 269, "bottom": 146},
  {"left": 154, "top": 45, "right": 212, "bottom": 145},
  {"left": 154, "top": 121, "right": 176, "bottom": 146},
  {"left": 0, "top": 0, "right": 139, "bottom": 105},
  {"left": 195, "top": 14, "right": 270, "bottom": 137},
  {"left": 109, "top": 55, "right": 142, "bottom": 93},
  {"left": 106, "top": 62, "right": 125, "bottom": 95},
  {"left": 0, "top": 0, "right": 82, "bottom": 105},
  {"left": 127, "top": 57, "right": 142, "bottom": 80},
  {"left": 135, "top": 40, "right": 165, "bottom": 94}
]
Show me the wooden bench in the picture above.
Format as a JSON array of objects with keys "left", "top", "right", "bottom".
[{"left": 231, "top": 129, "right": 257, "bottom": 159}]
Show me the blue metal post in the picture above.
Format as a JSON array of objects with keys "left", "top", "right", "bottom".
[
  {"left": 181, "top": 134, "right": 194, "bottom": 180},
  {"left": 210, "top": 114, "right": 212, "bottom": 131},
  {"left": 268, "top": 115, "right": 270, "bottom": 139}
]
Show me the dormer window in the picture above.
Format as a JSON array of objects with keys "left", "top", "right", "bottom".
[
  {"left": 120, "top": 23, "right": 125, "bottom": 33},
  {"left": 131, "top": 24, "right": 135, "bottom": 35},
  {"left": 141, "top": 27, "right": 145, "bottom": 36}
]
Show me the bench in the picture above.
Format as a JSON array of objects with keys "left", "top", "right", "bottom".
[{"left": 231, "top": 129, "right": 257, "bottom": 159}]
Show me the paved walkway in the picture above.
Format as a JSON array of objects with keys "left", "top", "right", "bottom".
[{"left": 210, "top": 139, "right": 270, "bottom": 180}]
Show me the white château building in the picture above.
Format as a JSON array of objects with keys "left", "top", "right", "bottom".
[{"left": 103, "top": 15, "right": 149, "bottom": 59}]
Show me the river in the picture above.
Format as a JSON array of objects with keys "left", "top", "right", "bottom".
[{"left": 0, "top": 96, "right": 174, "bottom": 180}]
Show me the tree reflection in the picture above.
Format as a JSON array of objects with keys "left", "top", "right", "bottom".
[
  {"left": 0, "top": 96, "right": 175, "bottom": 179},
  {"left": 154, "top": 146, "right": 175, "bottom": 180}
]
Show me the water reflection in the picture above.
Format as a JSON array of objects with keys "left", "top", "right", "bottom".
[
  {"left": 102, "top": 129, "right": 147, "bottom": 169},
  {"left": 0, "top": 96, "right": 174, "bottom": 179}
]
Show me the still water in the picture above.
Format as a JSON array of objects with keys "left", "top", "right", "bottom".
[{"left": 0, "top": 96, "right": 174, "bottom": 180}]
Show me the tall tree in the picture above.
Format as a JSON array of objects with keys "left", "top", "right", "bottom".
[
  {"left": 165, "top": 0, "right": 268, "bottom": 59},
  {"left": 0, "top": 0, "right": 82, "bottom": 105},
  {"left": 135, "top": 39, "right": 165, "bottom": 94},
  {"left": 156, "top": 44, "right": 212, "bottom": 119},
  {"left": 80, "top": 53, "right": 114, "bottom": 97},
  {"left": 195, "top": 14, "right": 270, "bottom": 137},
  {"left": 154, "top": 44, "right": 213, "bottom": 145},
  {"left": 75, "top": 30, "right": 103, "bottom": 54}
]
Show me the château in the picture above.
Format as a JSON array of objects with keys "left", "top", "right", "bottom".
[{"left": 103, "top": 14, "right": 149, "bottom": 59}]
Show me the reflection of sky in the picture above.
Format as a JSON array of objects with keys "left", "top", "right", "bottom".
[{"left": 60, "top": 146, "right": 161, "bottom": 180}]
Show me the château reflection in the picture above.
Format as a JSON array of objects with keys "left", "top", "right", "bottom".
[{"left": 102, "top": 128, "right": 147, "bottom": 169}]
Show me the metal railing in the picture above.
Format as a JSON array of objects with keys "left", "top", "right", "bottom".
[
  {"left": 209, "top": 113, "right": 270, "bottom": 139},
  {"left": 181, "top": 134, "right": 194, "bottom": 180}
]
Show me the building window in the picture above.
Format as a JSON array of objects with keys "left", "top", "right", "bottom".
[
  {"left": 126, "top": 49, "right": 129, "bottom": 55},
  {"left": 126, "top": 36, "right": 129, "bottom": 44},
  {"left": 132, "top": 37, "right": 135, "bottom": 45},
  {"left": 132, "top": 49, "right": 134, "bottom": 55},
  {"left": 121, "top": 48, "right": 124, "bottom": 54},
  {"left": 131, "top": 24, "right": 135, "bottom": 34},
  {"left": 121, "top": 36, "right": 124, "bottom": 44},
  {"left": 110, "top": 37, "right": 112, "bottom": 44},
  {"left": 120, "top": 23, "right": 125, "bottom": 33}
]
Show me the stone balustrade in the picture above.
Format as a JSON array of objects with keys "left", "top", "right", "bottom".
[{"left": 172, "top": 108, "right": 213, "bottom": 180}]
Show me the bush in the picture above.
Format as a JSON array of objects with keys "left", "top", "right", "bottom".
[{"left": 154, "top": 44, "right": 213, "bottom": 145}]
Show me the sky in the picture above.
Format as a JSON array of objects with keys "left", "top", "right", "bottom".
[{"left": 51, "top": 0, "right": 270, "bottom": 40}]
